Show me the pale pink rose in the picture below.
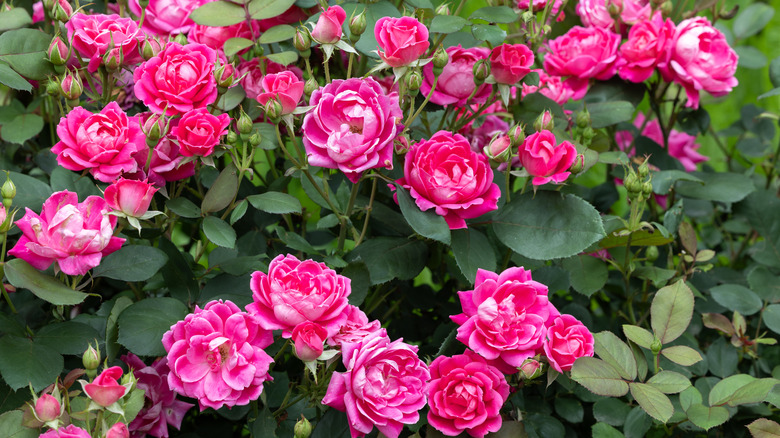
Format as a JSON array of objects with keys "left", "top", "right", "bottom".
[
  {"left": 246, "top": 254, "right": 351, "bottom": 337},
  {"left": 518, "top": 130, "right": 578, "bottom": 186},
  {"left": 322, "top": 331, "right": 429, "bottom": 438},
  {"left": 66, "top": 13, "right": 143, "bottom": 73},
  {"left": 521, "top": 69, "right": 588, "bottom": 104},
  {"left": 576, "top": 0, "right": 651, "bottom": 30},
  {"left": 292, "top": 321, "right": 327, "bottom": 361},
  {"left": 237, "top": 58, "right": 303, "bottom": 101},
  {"left": 327, "top": 305, "right": 384, "bottom": 347},
  {"left": 490, "top": 43, "right": 534, "bottom": 85},
  {"left": 34, "top": 394, "right": 61, "bottom": 422},
  {"left": 543, "top": 314, "right": 594, "bottom": 372},
  {"left": 311, "top": 5, "right": 345, "bottom": 44},
  {"left": 51, "top": 102, "right": 145, "bottom": 183},
  {"left": 83, "top": 366, "right": 127, "bottom": 407},
  {"left": 256, "top": 71, "right": 304, "bottom": 115},
  {"left": 39, "top": 425, "right": 91, "bottom": 438},
  {"left": 451, "top": 268, "right": 559, "bottom": 373},
  {"left": 188, "top": 21, "right": 260, "bottom": 54},
  {"left": 162, "top": 300, "right": 274, "bottom": 411},
  {"left": 397, "top": 131, "right": 500, "bottom": 229},
  {"left": 620, "top": 0, "right": 653, "bottom": 26},
  {"left": 543, "top": 26, "right": 620, "bottom": 80},
  {"left": 616, "top": 114, "right": 707, "bottom": 171},
  {"left": 122, "top": 353, "right": 194, "bottom": 438},
  {"left": 106, "top": 422, "right": 130, "bottom": 438},
  {"left": 427, "top": 350, "right": 509, "bottom": 438},
  {"left": 32, "top": 1, "right": 44, "bottom": 23},
  {"left": 659, "top": 17, "right": 738, "bottom": 109},
  {"left": 173, "top": 108, "right": 230, "bottom": 157},
  {"left": 421, "top": 45, "right": 492, "bottom": 106},
  {"left": 618, "top": 12, "right": 675, "bottom": 83},
  {"left": 129, "top": 0, "right": 211, "bottom": 36},
  {"left": 133, "top": 42, "right": 218, "bottom": 116},
  {"left": 8, "top": 191, "right": 125, "bottom": 276},
  {"left": 104, "top": 178, "right": 158, "bottom": 217},
  {"left": 302, "top": 77, "right": 403, "bottom": 183},
  {"left": 375, "top": 16, "right": 430, "bottom": 68}
]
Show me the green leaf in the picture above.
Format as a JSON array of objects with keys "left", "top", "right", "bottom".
[
  {"left": 93, "top": 245, "right": 169, "bottom": 282},
  {"left": 216, "top": 85, "right": 245, "bottom": 111},
  {"left": 203, "top": 216, "right": 237, "bottom": 248},
  {"left": 265, "top": 51, "right": 298, "bottom": 66},
  {"left": 739, "top": 190, "right": 780, "bottom": 268},
  {"left": 190, "top": 1, "right": 246, "bottom": 26},
  {"left": 343, "top": 262, "right": 370, "bottom": 306},
  {"left": 0, "top": 28, "right": 54, "bottom": 80},
  {"left": 117, "top": 297, "right": 189, "bottom": 357},
  {"left": 167, "top": 197, "right": 202, "bottom": 218},
  {"left": 679, "top": 386, "right": 703, "bottom": 411},
  {"left": 736, "top": 45, "right": 768, "bottom": 69},
  {"left": 0, "top": 410, "right": 38, "bottom": 438},
  {"left": 747, "top": 418, "right": 780, "bottom": 438},
  {"left": 50, "top": 167, "right": 101, "bottom": 198},
  {"left": 562, "top": 255, "right": 607, "bottom": 297},
  {"left": 675, "top": 172, "right": 755, "bottom": 203},
  {"left": 554, "top": 398, "right": 583, "bottom": 423},
  {"left": 710, "top": 284, "right": 763, "bottom": 316},
  {"left": 661, "top": 345, "right": 702, "bottom": 366},
  {"left": 347, "top": 237, "right": 427, "bottom": 284},
  {"left": 429, "top": 15, "right": 468, "bottom": 34},
  {"left": 1, "top": 113, "right": 43, "bottom": 145},
  {"left": 623, "top": 407, "right": 652, "bottom": 438},
  {"left": 450, "top": 228, "right": 496, "bottom": 284},
  {"left": 592, "top": 423, "right": 624, "bottom": 438},
  {"left": 652, "top": 170, "right": 703, "bottom": 194},
  {"left": 588, "top": 101, "right": 635, "bottom": 128},
  {"left": 0, "top": 335, "right": 62, "bottom": 391},
  {"left": 764, "top": 304, "right": 780, "bottom": 335},
  {"left": 594, "top": 331, "right": 637, "bottom": 381},
  {"left": 0, "top": 9, "right": 32, "bottom": 32},
  {"left": 259, "top": 25, "right": 295, "bottom": 44},
  {"left": 341, "top": 2, "right": 400, "bottom": 58},
  {"left": 275, "top": 227, "right": 318, "bottom": 254},
  {"left": 647, "top": 371, "right": 691, "bottom": 394},
  {"left": 223, "top": 37, "right": 254, "bottom": 57},
  {"left": 395, "top": 185, "right": 450, "bottom": 245},
  {"left": 493, "top": 191, "right": 605, "bottom": 260},
  {"left": 726, "top": 378, "right": 780, "bottom": 406},
  {"left": 599, "top": 228, "right": 674, "bottom": 249},
  {"left": 4, "top": 259, "right": 89, "bottom": 305},
  {"left": 35, "top": 321, "right": 99, "bottom": 355},
  {"left": 311, "top": 407, "right": 350, "bottom": 438},
  {"left": 230, "top": 199, "right": 248, "bottom": 225},
  {"left": 733, "top": 3, "right": 775, "bottom": 39},
  {"left": 158, "top": 238, "right": 199, "bottom": 304},
  {"left": 758, "top": 87, "right": 780, "bottom": 101},
  {"left": 748, "top": 266, "right": 780, "bottom": 302},
  {"left": 770, "top": 56, "right": 780, "bottom": 88},
  {"left": 708, "top": 374, "right": 756, "bottom": 406},
  {"left": 251, "top": 406, "right": 279, "bottom": 438},
  {"left": 707, "top": 337, "right": 737, "bottom": 377},
  {"left": 570, "top": 357, "right": 629, "bottom": 397},
  {"left": 593, "top": 398, "right": 632, "bottom": 426},
  {"left": 629, "top": 382, "right": 673, "bottom": 423},
  {"left": 0, "top": 62, "right": 31, "bottom": 91},
  {"left": 247, "top": 192, "right": 302, "bottom": 215},
  {"left": 651, "top": 280, "right": 694, "bottom": 344},
  {"left": 106, "top": 296, "right": 133, "bottom": 361},
  {"left": 404, "top": 0, "right": 433, "bottom": 8},
  {"left": 685, "top": 404, "right": 729, "bottom": 431},
  {"left": 469, "top": 6, "right": 517, "bottom": 23},
  {"left": 471, "top": 24, "right": 506, "bottom": 46},
  {"left": 248, "top": 0, "right": 297, "bottom": 20},
  {"left": 202, "top": 163, "right": 238, "bottom": 214}
]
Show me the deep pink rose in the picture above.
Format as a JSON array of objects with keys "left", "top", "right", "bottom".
[
  {"left": 292, "top": 321, "right": 327, "bottom": 361},
  {"left": 517, "top": 0, "right": 563, "bottom": 13},
  {"left": 490, "top": 43, "right": 534, "bottom": 85},
  {"left": 327, "top": 305, "right": 384, "bottom": 348},
  {"left": 8, "top": 191, "right": 125, "bottom": 276},
  {"left": 518, "top": 130, "right": 578, "bottom": 186},
  {"left": 451, "top": 268, "right": 559, "bottom": 373},
  {"left": 66, "top": 13, "right": 142, "bottom": 73},
  {"left": 51, "top": 102, "right": 145, "bottom": 183},
  {"left": 521, "top": 69, "right": 588, "bottom": 104},
  {"left": 311, "top": 5, "right": 345, "bottom": 44},
  {"left": 247, "top": 254, "right": 351, "bottom": 337},
  {"left": 375, "top": 16, "right": 430, "bottom": 68},
  {"left": 659, "top": 17, "right": 738, "bottom": 109},
  {"left": 83, "top": 366, "right": 127, "bottom": 407},
  {"left": 618, "top": 12, "right": 675, "bottom": 83},
  {"left": 163, "top": 300, "right": 274, "bottom": 411},
  {"left": 237, "top": 58, "right": 304, "bottom": 101},
  {"left": 34, "top": 394, "right": 61, "bottom": 422},
  {"left": 173, "top": 108, "right": 230, "bottom": 157},
  {"left": 576, "top": 0, "right": 651, "bottom": 30},
  {"left": 427, "top": 350, "right": 510, "bottom": 438},
  {"left": 129, "top": 0, "right": 211, "bottom": 36},
  {"left": 544, "top": 314, "right": 594, "bottom": 372},
  {"left": 104, "top": 178, "right": 158, "bottom": 217},
  {"left": 133, "top": 42, "right": 218, "bottom": 116},
  {"left": 302, "top": 77, "right": 403, "bottom": 183},
  {"left": 39, "top": 425, "right": 91, "bottom": 438},
  {"left": 122, "top": 353, "right": 194, "bottom": 438},
  {"left": 32, "top": 1, "right": 44, "bottom": 23},
  {"left": 397, "top": 131, "right": 500, "bottom": 229},
  {"left": 421, "top": 45, "right": 492, "bottom": 106},
  {"left": 616, "top": 114, "right": 707, "bottom": 171},
  {"left": 130, "top": 133, "right": 196, "bottom": 187},
  {"left": 544, "top": 26, "right": 620, "bottom": 81},
  {"left": 322, "top": 331, "right": 429, "bottom": 438},
  {"left": 188, "top": 21, "right": 260, "bottom": 54},
  {"left": 106, "top": 422, "right": 130, "bottom": 438},
  {"left": 256, "top": 71, "right": 304, "bottom": 115},
  {"left": 462, "top": 115, "right": 510, "bottom": 154}
]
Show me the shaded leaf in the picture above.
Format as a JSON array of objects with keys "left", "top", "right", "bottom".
[
  {"left": 117, "top": 298, "right": 189, "bottom": 357},
  {"left": 5, "top": 259, "right": 89, "bottom": 306},
  {"left": 395, "top": 185, "right": 450, "bottom": 244},
  {"left": 594, "top": 331, "right": 637, "bottom": 380},
  {"left": 203, "top": 216, "right": 237, "bottom": 248},
  {"left": 0, "top": 335, "right": 62, "bottom": 391},
  {"left": 93, "top": 245, "right": 169, "bottom": 282},
  {"left": 450, "top": 228, "right": 495, "bottom": 283}
]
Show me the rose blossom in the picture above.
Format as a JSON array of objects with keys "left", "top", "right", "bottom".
[
  {"left": 122, "top": 353, "right": 194, "bottom": 438},
  {"left": 518, "top": 130, "right": 578, "bottom": 186},
  {"left": 615, "top": 113, "right": 707, "bottom": 171},
  {"left": 104, "top": 178, "right": 158, "bottom": 217},
  {"left": 544, "top": 314, "right": 595, "bottom": 372},
  {"left": 256, "top": 71, "right": 304, "bottom": 115},
  {"left": 427, "top": 350, "right": 510, "bottom": 438},
  {"left": 173, "top": 108, "right": 230, "bottom": 157},
  {"left": 51, "top": 102, "right": 145, "bottom": 183},
  {"left": 8, "top": 191, "right": 125, "bottom": 276},
  {"left": 576, "top": 0, "right": 651, "bottom": 30},
  {"left": 106, "top": 422, "right": 130, "bottom": 438},
  {"left": 375, "top": 16, "right": 430, "bottom": 67},
  {"left": 129, "top": 0, "right": 211, "bottom": 36},
  {"left": 163, "top": 300, "right": 274, "bottom": 410},
  {"left": 451, "top": 267, "right": 558, "bottom": 373},
  {"left": 617, "top": 12, "right": 675, "bottom": 83},
  {"left": 490, "top": 43, "right": 534, "bottom": 85},
  {"left": 40, "top": 425, "right": 91, "bottom": 438},
  {"left": 421, "top": 45, "right": 492, "bottom": 106},
  {"left": 188, "top": 21, "right": 260, "bottom": 54},
  {"left": 292, "top": 321, "right": 328, "bottom": 361},
  {"left": 397, "top": 131, "right": 500, "bottom": 229},
  {"left": 83, "top": 366, "right": 127, "bottom": 407},
  {"left": 659, "top": 17, "right": 738, "bottom": 109},
  {"left": 34, "top": 394, "right": 61, "bottom": 422},
  {"left": 130, "top": 134, "right": 196, "bottom": 187},
  {"left": 327, "top": 305, "right": 384, "bottom": 347},
  {"left": 247, "top": 254, "right": 351, "bottom": 337},
  {"left": 517, "top": 0, "right": 563, "bottom": 14},
  {"left": 543, "top": 26, "right": 620, "bottom": 81},
  {"left": 521, "top": 69, "right": 588, "bottom": 104},
  {"left": 66, "top": 13, "right": 142, "bottom": 73},
  {"left": 134, "top": 42, "right": 218, "bottom": 116},
  {"left": 302, "top": 77, "right": 403, "bottom": 183},
  {"left": 311, "top": 5, "right": 345, "bottom": 44},
  {"left": 322, "top": 331, "right": 429, "bottom": 438},
  {"left": 237, "top": 58, "right": 304, "bottom": 101}
]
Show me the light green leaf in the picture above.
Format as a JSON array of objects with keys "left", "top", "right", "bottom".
[
  {"left": 93, "top": 245, "right": 169, "bottom": 282},
  {"left": 594, "top": 331, "right": 637, "bottom": 381},
  {"left": 680, "top": 386, "right": 703, "bottom": 411},
  {"left": 588, "top": 101, "right": 635, "bottom": 128},
  {"left": 223, "top": 37, "right": 254, "bottom": 57},
  {"left": 675, "top": 171, "right": 755, "bottom": 203},
  {"left": 202, "top": 216, "right": 237, "bottom": 248},
  {"left": 661, "top": 345, "right": 702, "bottom": 366},
  {"left": 248, "top": 0, "right": 297, "bottom": 19},
  {"left": 4, "top": 259, "right": 89, "bottom": 305},
  {"left": 0, "top": 28, "right": 54, "bottom": 80},
  {"left": 570, "top": 357, "right": 629, "bottom": 397},
  {"left": 0, "top": 9, "right": 32, "bottom": 32},
  {"left": 429, "top": 15, "right": 468, "bottom": 34},
  {"left": 395, "top": 185, "right": 450, "bottom": 245},
  {"left": 708, "top": 374, "right": 756, "bottom": 406},
  {"left": 646, "top": 371, "right": 691, "bottom": 394},
  {"left": 685, "top": 404, "right": 730, "bottom": 431},
  {"left": 733, "top": 3, "right": 775, "bottom": 39},
  {"left": 471, "top": 24, "right": 506, "bottom": 46},
  {"left": 651, "top": 280, "right": 694, "bottom": 344},
  {"left": 167, "top": 197, "right": 202, "bottom": 218},
  {"left": 259, "top": 25, "right": 295, "bottom": 44},
  {"left": 629, "top": 382, "right": 673, "bottom": 423},
  {"left": 727, "top": 378, "right": 780, "bottom": 407},
  {"left": 247, "top": 191, "right": 303, "bottom": 215},
  {"left": 652, "top": 170, "right": 703, "bottom": 194},
  {"left": 592, "top": 422, "right": 625, "bottom": 438},
  {"left": 266, "top": 50, "right": 299, "bottom": 66},
  {"left": 117, "top": 297, "right": 189, "bottom": 357},
  {"left": 190, "top": 1, "right": 246, "bottom": 26},
  {"left": 1, "top": 113, "right": 43, "bottom": 144},
  {"left": 0, "top": 62, "right": 31, "bottom": 91},
  {"left": 469, "top": 6, "right": 517, "bottom": 23},
  {"left": 0, "top": 410, "right": 38, "bottom": 438},
  {"left": 747, "top": 418, "right": 780, "bottom": 438}
]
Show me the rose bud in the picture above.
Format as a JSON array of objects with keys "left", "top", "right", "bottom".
[
  {"left": 237, "top": 108, "right": 253, "bottom": 135},
  {"left": 106, "top": 422, "right": 129, "bottom": 438},
  {"left": 34, "top": 394, "right": 61, "bottom": 422},
  {"left": 294, "top": 27, "right": 312, "bottom": 52},
  {"left": 104, "top": 178, "right": 158, "bottom": 218},
  {"left": 60, "top": 72, "right": 83, "bottom": 101},
  {"left": 215, "top": 62, "right": 236, "bottom": 89},
  {"left": 48, "top": 36, "right": 69, "bottom": 66},
  {"left": 294, "top": 416, "right": 312, "bottom": 438},
  {"left": 490, "top": 43, "right": 534, "bottom": 85},
  {"left": 349, "top": 9, "right": 367, "bottom": 37},
  {"left": 519, "top": 358, "right": 543, "bottom": 380},
  {"left": 533, "top": 109, "right": 554, "bottom": 132},
  {"left": 484, "top": 133, "right": 512, "bottom": 163},
  {"left": 141, "top": 37, "right": 163, "bottom": 60},
  {"left": 292, "top": 321, "right": 328, "bottom": 362},
  {"left": 508, "top": 124, "right": 526, "bottom": 147},
  {"left": 375, "top": 16, "right": 430, "bottom": 68},
  {"left": 311, "top": 5, "right": 346, "bottom": 44},
  {"left": 82, "top": 366, "right": 127, "bottom": 407},
  {"left": 405, "top": 70, "right": 423, "bottom": 92}
]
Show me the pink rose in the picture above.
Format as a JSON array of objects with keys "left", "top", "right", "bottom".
[
  {"left": 83, "top": 366, "right": 127, "bottom": 407},
  {"left": 32, "top": 1, "right": 44, "bottom": 23},
  {"left": 173, "top": 108, "right": 230, "bottom": 157},
  {"left": 517, "top": 0, "right": 563, "bottom": 13},
  {"left": 521, "top": 69, "right": 588, "bottom": 104},
  {"left": 129, "top": 132, "right": 196, "bottom": 187},
  {"left": 659, "top": 17, "right": 738, "bottom": 109},
  {"left": 327, "top": 305, "right": 384, "bottom": 347},
  {"left": 618, "top": 12, "right": 675, "bottom": 83},
  {"left": 104, "top": 178, "right": 158, "bottom": 217},
  {"left": 311, "top": 5, "right": 345, "bottom": 44},
  {"left": 162, "top": 300, "right": 274, "bottom": 410},
  {"left": 188, "top": 21, "right": 260, "bottom": 54},
  {"left": 246, "top": 254, "right": 351, "bottom": 337},
  {"left": 518, "top": 130, "right": 578, "bottom": 186},
  {"left": 237, "top": 58, "right": 304, "bottom": 101},
  {"left": 133, "top": 42, "right": 218, "bottom": 116},
  {"left": 292, "top": 321, "right": 327, "bottom": 361},
  {"left": 129, "top": 0, "right": 211, "bottom": 36},
  {"left": 8, "top": 191, "right": 125, "bottom": 276},
  {"left": 34, "top": 394, "right": 61, "bottom": 422},
  {"left": 421, "top": 45, "right": 492, "bottom": 106},
  {"left": 543, "top": 314, "right": 594, "bottom": 372},
  {"left": 397, "top": 131, "right": 500, "bottom": 229},
  {"left": 375, "top": 16, "right": 430, "bottom": 68},
  {"left": 106, "top": 422, "right": 129, "bottom": 438},
  {"left": 490, "top": 43, "right": 534, "bottom": 85},
  {"left": 256, "top": 71, "right": 304, "bottom": 115},
  {"left": 322, "top": 332, "right": 429, "bottom": 438},
  {"left": 576, "top": 0, "right": 651, "bottom": 30},
  {"left": 39, "top": 425, "right": 91, "bottom": 438},
  {"left": 543, "top": 26, "right": 620, "bottom": 81},
  {"left": 616, "top": 114, "right": 707, "bottom": 171},
  {"left": 302, "top": 77, "right": 403, "bottom": 183},
  {"left": 451, "top": 268, "right": 559, "bottom": 373},
  {"left": 461, "top": 115, "right": 510, "bottom": 154},
  {"left": 51, "top": 102, "right": 145, "bottom": 183},
  {"left": 66, "top": 13, "right": 143, "bottom": 73},
  {"left": 427, "top": 350, "right": 510, "bottom": 438}
]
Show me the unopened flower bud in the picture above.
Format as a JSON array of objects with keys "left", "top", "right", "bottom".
[
  {"left": 294, "top": 27, "right": 312, "bottom": 52},
  {"left": 435, "top": 3, "right": 450, "bottom": 15},
  {"left": 519, "top": 358, "right": 543, "bottom": 380},
  {"left": 570, "top": 154, "right": 585, "bottom": 174},
  {"left": 172, "top": 33, "right": 187, "bottom": 46},
  {"left": 650, "top": 338, "right": 662, "bottom": 355},
  {"left": 59, "top": 72, "right": 83, "bottom": 100},
  {"left": 46, "top": 79, "right": 61, "bottom": 96},
  {"left": 638, "top": 161, "right": 650, "bottom": 179},
  {"left": 576, "top": 110, "right": 590, "bottom": 128},
  {"left": 533, "top": 110, "right": 554, "bottom": 132},
  {"left": 349, "top": 10, "right": 367, "bottom": 37},
  {"left": 541, "top": 24, "right": 551, "bottom": 35},
  {"left": 405, "top": 70, "right": 422, "bottom": 92},
  {"left": 138, "top": 0, "right": 149, "bottom": 8},
  {"left": 304, "top": 76, "right": 319, "bottom": 97},
  {"left": 82, "top": 343, "right": 101, "bottom": 371},
  {"left": 432, "top": 46, "right": 449, "bottom": 69},
  {"left": 484, "top": 134, "right": 511, "bottom": 163},
  {"left": 141, "top": 37, "right": 163, "bottom": 60},
  {"left": 237, "top": 108, "right": 253, "bottom": 135},
  {"left": 2, "top": 175, "right": 16, "bottom": 208},
  {"left": 660, "top": 1, "right": 672, "bottom": 15},
  {"left": 624, "top": 173, "right": 640, "bottom": 194},
  {"left": 226, "top": 131, "right": 239, "bottom": 144},
  {"left": 264, "top": 98, "right": 283, "bottom": 121},
  {"left": 521, "top": 11, "right": 534, "bottom": 23},
  {"left": 607, "top": 2, "right": 622, "bottom": 17},
  {"left": 645, "top": 245, "right": 659, "bottom": 262},
  {"left": 34, "top": 394, "right": 61, "bottom": 423},
  {"left": 294, "top": 416, "right": 312, "bottom": 438},
  {"left": 508, "top": 124, "right": 525, "bottom": 147},
  {"left": 215, "top": 63, "right": 235, "bottom": 88},
  {"left": 249, "top": 132, "right": 262, "bottom": 147},
  {"left": 142, "top": 114, "right": 166, "bottom": 143},
  {"left": 473, "top": 59, "right": 490, "bottom": 84},
  {"left": 642, "top": 181, "right": 653, "bottom": 196},
  {"left": 394, "top": 135, "right": 411, "bottom": 154},
  {"left": 104, "top": 49, "right": 122, "bottom": 72},
  {"left": 53, "top": 0, "right": 72, "bottom": 22},
  {"left": 106, "top": 422, "right": 129, "bottom": 438},
  {"left": 582, "top": 126, "right": 595, "bottom": 141},
  {"left": 48, "top": 36, "right": 69, "bottom": 66}
]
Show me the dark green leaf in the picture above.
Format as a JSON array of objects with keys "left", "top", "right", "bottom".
[
  {"left": 247, "top": 192, "right": 302, "bottom": 215},
  {"left": 739, "top": 190, "right": 780, "bottom": 268},
  {"left": 570, "top": 357, "right": 629, "bottom": 397},
  {"left": 252, "top": 406, "right": 278, "bottom": 437},
  {"left": 259, "top": 25, "right": 295, "bottom": 44},
  {"left": 49, "top": 167, "right": 101, "bottom": 198},
  {"left": 341, "top": 2, "right": 400, "bottom": 58},
  {"left": 592, "top": 423, "right": 624, "bottom": 438},
  {"left": 764, "top": 304, "right": 780, "bottom": 335},
  {"left": 342, "top": 263, "right": 370, "bottom": 306},
  {"left": 167, "top": 197, "right": 202, "bottom": 218},
  {"left": 5, "top": 259, "right": 89, "bottom": 305},
  {"left": 554, "top": 398, "right": 583, "bottom": 423},
  {"left": 117, "top": 297, "right": 189, "bottom": 357},
  {"left": 709, "top": 284, "right": 763, "bottom": 316},
  {"left": 623, "top": 407, "right": 652, "bottom": 438},
  {"left": 588, "top": 101, "right": 635, "bottom": 128},
  {"left": 593, "top": 398, "right": 632, "bottom": 426},
  {"left": 347, "top": 238, "right": 427, "bottom": 284},
  {"left": 93, "top": 245, "right": 169, "bottom": 282},
  {"left": 0, "top": 29, "right": 54, "bottom": 80},
  {"left": 733, "top": 3, "right": 774, "bottom": 39},
  {"left": 35, "top": 321, "right": 99, "bottom": 355},
  {"left": 395, "top": 185, "right": 450, "bottom": 244},
  {"left": 651, "top": 280, "right": 694, "bottom": 344},
  {"left": 203, "top": 216, "right": 237, "bottom": 248},
  {"left": 629, "top": 382, "right": 673, "bottom": 423},
  {"left": 471, "top": 24, "right": 506, "bottom": 46},
  {"left": 707, "top": 337, "right": 738, "bottom": 377},
  {"left": 676, "top": 171, "right": 755, "bottom": 203},
  {"left": 106, "top": 296, "right": 133, "bottom": 361},
  {"left": 451, "top": 228, "right": 496, "bottom": 284},
  {"left": 562, "top": 255, "right": 607, "bottom": 297},
  {"left": 311, "top": 407, "right": 350, "bottom": 438},
  {"left": 158, "top": 238, "right": 199, "bottom": 304},
  {"left": 652, "top": 170, "right": 703, "bottom": 194},
  {"left": 0, "top": 335, "right": 62, "bottom": 391},
  {"left": 0, "top": 410, "right": 38, "bottom": 438},
  {"left": 770, "top": 56, "right": 780, "bottom": 88},
  {"left": 0, "top": 62, "right": 30, "bottom": 91},
  {"left": 202, "top": 163, "right": 238, "bottom": 214},
  {"left": 469, "top": 6, "right": 517, "bottom": 23},
  {"left": 190, "top": 1, "right": 245, "bottom": 26},
  {"left": 430, "top": 15, "right": 468, "bottom": 34}
]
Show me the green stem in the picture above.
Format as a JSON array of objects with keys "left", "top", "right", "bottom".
[
  {"left": 404, "top": 77, "right": 439, "bottom": 127},
  {"left": 337, "top": 180, "right": 361, "bottom": 253},
  {"left": 355, "top": 178, "right": 377, "bottom": 247}
]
